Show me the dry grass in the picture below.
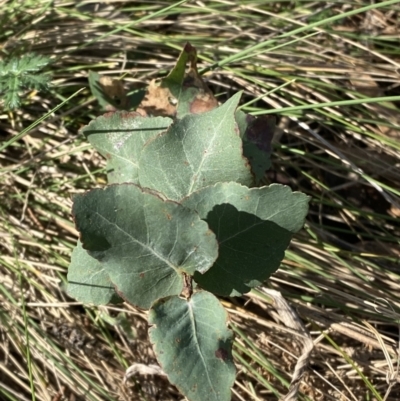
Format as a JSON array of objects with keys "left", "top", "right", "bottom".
[{"left": 1, "top": 1, "right": 400, "bottom": 400}]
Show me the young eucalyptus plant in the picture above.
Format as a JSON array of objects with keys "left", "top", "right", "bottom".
[{"left": 67, "top": 43, "right": 309, "bottom": 401}]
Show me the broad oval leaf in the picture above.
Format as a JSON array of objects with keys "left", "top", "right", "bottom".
[
  {"left": 182, "top": 182, "right": 310, "bottom": 296},
  {"left": 149, "top": 292, "right": 235, "bottom": 401},
  {"left": 67, "top": 240, "right": 121, "bottom": 305},
  {"left": 72, "top": 184, "right": 218, "bottom": 309},
  {"left": 138, "top": 92, "right": 253, "bottom": 201},
  {"left": 81, "top": 112, "right": 172, "bottom": 184}
]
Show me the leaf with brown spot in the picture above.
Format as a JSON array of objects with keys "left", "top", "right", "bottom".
[{"left": 137, "top": 42, "right": 218, "bottom": 118}]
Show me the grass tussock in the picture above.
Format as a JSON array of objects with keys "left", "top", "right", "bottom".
[{"left": 0, "top": 1, "right": 400, "bottom": 400}]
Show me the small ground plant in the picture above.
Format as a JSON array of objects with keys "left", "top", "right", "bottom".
[
  {"left": 0, "top": 52, "right": 51, "bottom": 110},
  {"left": 67, "top": 43, "right": 309, "bottom": 401}
]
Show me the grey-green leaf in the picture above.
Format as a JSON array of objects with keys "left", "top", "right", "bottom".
[
  {"left": 149, "top": 292, "right": 235, "bottom": 401},
  {"left": 67, "top": 240, "right": 121, "bottom": 305},
  {"left": 182, "top": 182, "right": 310, "bottom": 296},
  {"left": 81, "top": 112, "right": 172, "bottom": 184},
  {"left": 72, "top": 184, "right": 218, "bottom": 309},
  {"left": 138, "top": 92, "right": 252, "bottom": 201}
]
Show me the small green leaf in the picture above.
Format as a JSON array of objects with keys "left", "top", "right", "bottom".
[
  {"left": 162, "top": 42, "right": 192, "bottom": 96},
  {"left": 139, "top": 92, "right": 252, "bottom": 201},
  {"left": 67, "top": 240, "right": 121, "bottom": 305},
  {"left": 73, "top": 184, "right": 218, "bottom": 309},
  {"left": 182, "top": 182, "right": 310, "bottom": 296},
  {"left": 81, "top": 112, "right": 172, "bottom": 184},
  {"left": 149, "top": 292, "right": 235, "bottom": 401}
]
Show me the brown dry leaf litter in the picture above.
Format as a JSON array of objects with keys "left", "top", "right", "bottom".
[{"left": 98, "top": 76, "right": 130, "bottom": 110}]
